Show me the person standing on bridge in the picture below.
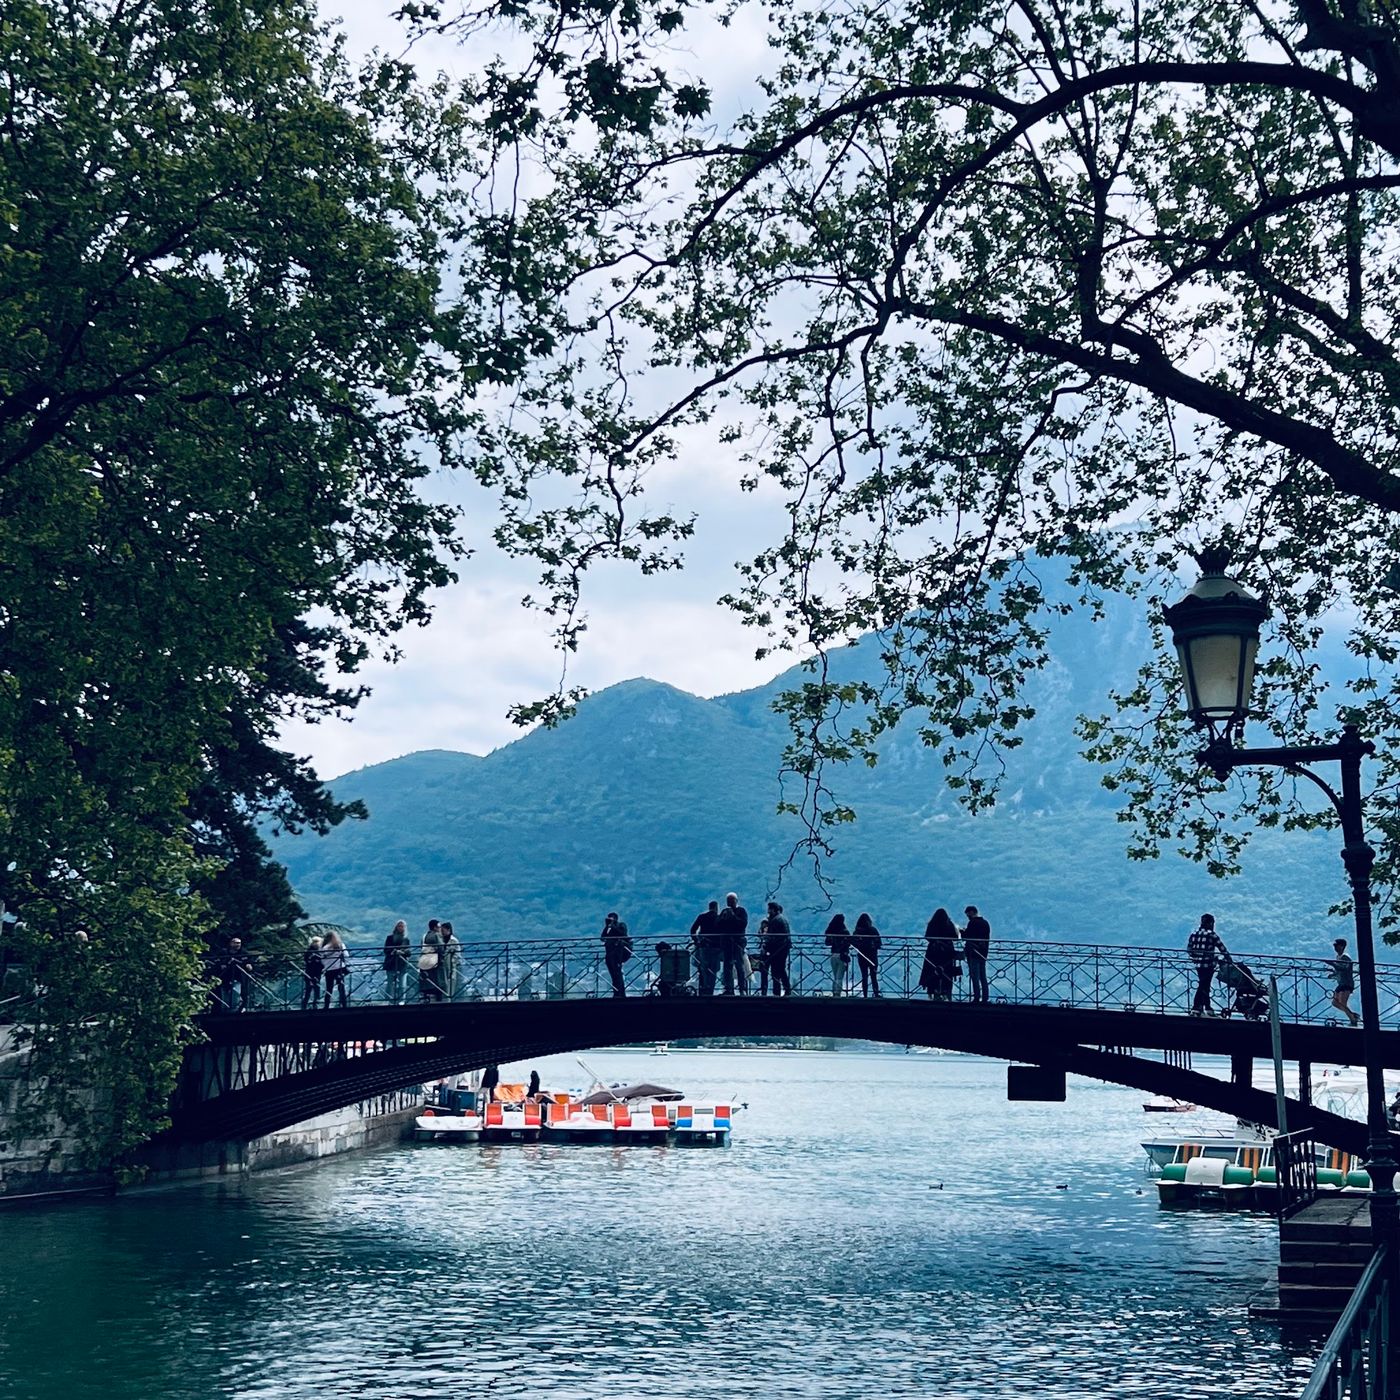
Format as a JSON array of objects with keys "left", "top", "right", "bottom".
[
  {"left": 1187, "top": 914, "right": 1227, "bottom": 1016},
  {"left": 690, "top": 900, "right": 721, "bottom": 996},
  {"left": 754, "top": 919, "right": 770, "bottom": 994},
  {"left": 824, "top": 915, "right": 851, "bottom": 996},
  {"left": 217, "top": 937, "right": 253, "bottom": 1012},
  {"left": 320, "top": 930, "right": 350, "bottom": 1010},
  {"left": 383, "top": 921, "right": 410, "bottom": 1004},
  {"left": 852, "top": 913, "right": 882, "bottom": 997},
  {"left": 962, "top": 907, "right": 991, "bottom": 1004},
  {"left": 601, "top": 912, "right": 632, "bottom": 997},
  {"left": 440, "top": 921, "right": 461, "bottom": 1001},
  {"left": 419, "top": 921, "right": 444, "bottom": 1002},
  {"left": 1329, "top": 938, "right": 1361, "bottom": 1027},
  {"left": 764, "top": 902, "right": 793, "bottom": 997},
  {"left": 717, "top": 893, "right": 749, "bottom": 996},
  {"left": 919, "top": 909, "right": 959, "bottom": 1000},
  {"left": 302, "top": 935, "right": 324, "bottom": 1011}
]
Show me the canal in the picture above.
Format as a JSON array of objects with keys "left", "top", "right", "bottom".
[{"left": 0, "top": 1050, "right": 1323, "bottom": 1398}]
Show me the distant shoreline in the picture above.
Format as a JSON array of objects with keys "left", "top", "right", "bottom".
[{"left": 594, "top": 1044, "right": 991, "bottom": 1057}]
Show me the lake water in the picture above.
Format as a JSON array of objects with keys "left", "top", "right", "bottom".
[{"left": 0, "top": 1050, "right": 1325, "bottom": 1398}]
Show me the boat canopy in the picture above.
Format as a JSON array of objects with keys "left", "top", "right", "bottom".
[{"left": 578, "top": 1082, "right": 682, "bottom": 1105}]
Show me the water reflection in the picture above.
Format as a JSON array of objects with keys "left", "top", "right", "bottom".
[{"left": 0, "top": 1051, "right": 1321, "bottom": 1399}]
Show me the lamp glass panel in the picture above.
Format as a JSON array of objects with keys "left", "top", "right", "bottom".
[
  {"left": 1172, "top": 641, "right": 1199, "bottom": 714},
  {"left": 1238, "top": 635, "right": 1259, "bottom": 718},
  {"left": 1187, "top": 631, "right": 1248, "bottom": 719}
]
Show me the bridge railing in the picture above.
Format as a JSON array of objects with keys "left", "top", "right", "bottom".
[
  {"left": 201, "top": 935, "right": 1400, "bottom": 1025},
  {"left": 1299, "top": 1247, "right": 1393, "bottom": 1400},
  {"left": 1275, "top": 1130, "right": 1321, "bottom": 1219}
]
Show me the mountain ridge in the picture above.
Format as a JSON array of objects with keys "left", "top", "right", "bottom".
[{"left": 276, "top": 581, "right": 1349, "bottom": 957}]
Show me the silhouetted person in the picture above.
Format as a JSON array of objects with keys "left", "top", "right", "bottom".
[
  {"left": 691, "top": 900, "right": 722, "bottom": 996},
  {"left": 302, "top": 936, "right": 324, "bottom": 1011},
  {"left": 528, "top": 1069, "right": 542, "bottom": 1098},
  {"left": 320, "top": 930, "right": 350, "bottom": 1009},
  {"left": 962, "top": 906, "right": 991, "bottom": 1004},
  {"left": 383, "top": 920, "right": 410, "bottom": 1004},
  {"left": 1187, "top": 913, "right": 1226, "bottom": 1016},
  {"left": 764, "top": 902, "right": 793, "bottom": 997},
  {"left": 1330, "top": 938, "right": 1360, "bottom": 1027},
  {"left": 754, "top": 920, "right": 771, "bottom": 995},
  {"left": 824, "top": 915, "right": 851, "bottom": 996},
  {"left": 919, "top": 910, "right": 959, "bottom": 1000},
  {"left": 852, "top": 913, "right": 881, "bottom": 997},
  {"left": 482, "top": 1064, "right": 500, "bottom": 1103},
  {"left": 602, "top": 912, "right": 632, "bottom": 997},
  {"left": 217, "top": 937, "right": 253, "bottom": 1012},
  {"left": 717, "top": 893, "right": 748, "bottom": 995}
]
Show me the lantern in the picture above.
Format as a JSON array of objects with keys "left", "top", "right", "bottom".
[{"left": 1162, "top": 546, "right": 1270, "bottom": 735}]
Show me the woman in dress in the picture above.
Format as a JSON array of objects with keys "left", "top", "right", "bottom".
[
  {"left": 918, "top": 909, "right": 959, "bottom": 1001},
  {"left": 851, "top": 913, "right": 882, "bottom": 997}
]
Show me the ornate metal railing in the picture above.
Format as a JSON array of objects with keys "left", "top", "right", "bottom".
[
  {"left": 1276, "top": 1130, "right": 1321, "bottom": 1219},
  {"left": 1300, "top": 1248, "right": 1394, "bottom": 1400},
  {"left": 198, "top": 933, "right": 1400, "bottom": 1025}
]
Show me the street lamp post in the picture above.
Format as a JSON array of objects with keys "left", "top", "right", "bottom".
[{"left": 1163, "top": 547, "right": 1398, "bottom": 1262}]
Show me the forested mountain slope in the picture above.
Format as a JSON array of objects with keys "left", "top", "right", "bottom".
[{"left": 275, "top": 586, "right": 1351, "bottom": 958}]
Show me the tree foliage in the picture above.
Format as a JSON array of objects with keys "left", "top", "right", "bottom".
[
  {"left": 421, "top": 0, "right": 1400, "bottom": 919},
  {"left": 0, "top": 0, "right": 479, "bottom": 1164}
]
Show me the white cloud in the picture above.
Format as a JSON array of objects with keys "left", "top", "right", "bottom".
[
  {"left": 281, "top": 570, "right": 789, "bottom": 778},
  {"left": 277, "top": 2, "right": 800, "bottom": 780}
]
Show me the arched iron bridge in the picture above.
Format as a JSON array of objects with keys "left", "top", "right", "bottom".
[{"left": 171, "top": 937, "right": 1400, "bottom": 1149}]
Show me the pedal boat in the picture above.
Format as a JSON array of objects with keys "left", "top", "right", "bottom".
[
  {"left": 480, "top": 1100, "right": 542, "bottom": 1143},
  {"left": 414, "top": 1107, "right": 483, "bottom": 1141},
  {"left": 672, "top": 1104, "right": 732, "bottom": 1147},
  {"left": 542, "top": 1101, "right": 615, "bottom": 1143},
  {"left": 610, "top": 1101, "right": 672, "bottom": 1144}
]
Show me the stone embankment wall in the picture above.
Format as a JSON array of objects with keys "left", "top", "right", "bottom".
[
  {"left": 139, "top": 1090, "right": 422, "bottom": 1184},
  {"left": 0, "top": 1024, "right": 113, "bottom": 1200},
  {"left": 0, "top": 1028, "right": 421, "bottom": 1202}
]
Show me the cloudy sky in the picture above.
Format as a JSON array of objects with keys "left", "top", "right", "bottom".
[{"left": 279, "top": 3, "right": 790, "bottom": 779}]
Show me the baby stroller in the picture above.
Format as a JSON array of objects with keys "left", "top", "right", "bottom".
[
  {"left": 1219, "top": 959, "right": 1268, "bottom": 1021},
  {"left": 651, "top": 943, "right": 694, "bottom": 997}
]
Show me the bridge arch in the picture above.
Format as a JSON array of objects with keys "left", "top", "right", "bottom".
[{"left": 169, "top": 997, "right": 1384, "bottom": 1151}]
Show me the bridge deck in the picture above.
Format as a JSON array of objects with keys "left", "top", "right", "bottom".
[{"left": 169, "top": 985, "right": 1400, "bottom": 1146}]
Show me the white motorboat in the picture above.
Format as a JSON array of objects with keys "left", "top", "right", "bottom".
[
  {"left": 1144, "top": 1069, "right": 1393, "bottom": 1208},
  {"left": 651, "top": 1043, "right": 669, "bottom": 1056},
  {"left": 1143, "top": 1098, "right": 1195, "bottom": 1113},
  {"left": 1143, "top": 1119, "right": 1270, "bottom": 1169}
]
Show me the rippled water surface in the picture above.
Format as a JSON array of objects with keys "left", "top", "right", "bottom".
[{"left": 0, "top": 1050, "right": 1325, "bottom": 1398}]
